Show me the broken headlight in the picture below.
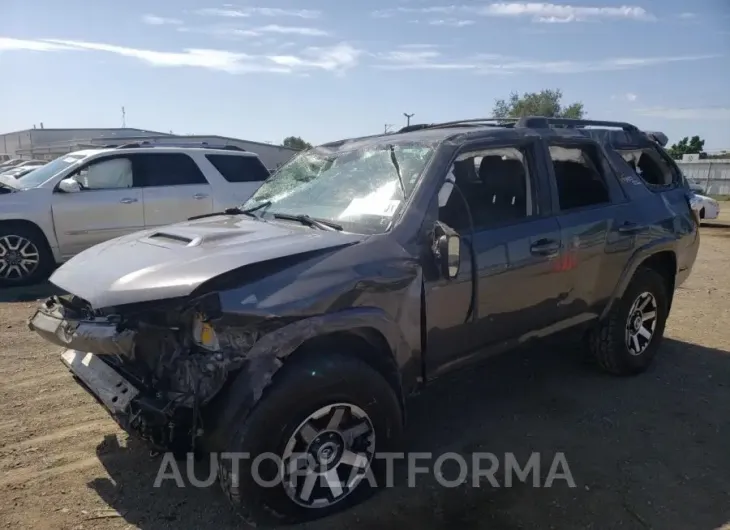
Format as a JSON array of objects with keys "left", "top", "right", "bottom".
[{"left": 192, "top": 313, "right": 220, "bottom": 352}]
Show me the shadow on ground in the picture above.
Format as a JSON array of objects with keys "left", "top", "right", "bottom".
[
  {"left": 88, "top": 338, "right": 730, "bottom": 530},
  {"left": 0, "top": 281, "right": 65, "bottom": 303}
]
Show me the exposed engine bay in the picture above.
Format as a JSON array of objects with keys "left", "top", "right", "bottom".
[{"left": 27, "top": 294, "right": 270, "bottom": 452}]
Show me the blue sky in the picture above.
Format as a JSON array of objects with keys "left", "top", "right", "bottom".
[{"left": 1, "top": 0, "right": 729, "bottom": 150}]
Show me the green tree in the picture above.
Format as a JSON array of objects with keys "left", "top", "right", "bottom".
[
  {"left": 492, "top": 89, "right": 585, "bottom": 120},
  {"left": 667, "top": 136, "right": 706, "bottom": 160},
  {"left": 282, "top": 136, "right": 313, "bottom": 150}
]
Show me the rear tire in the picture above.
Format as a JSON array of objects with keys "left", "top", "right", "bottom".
[
  {"left": 588, "top": 267, "right": 669, "bottom": 375},
  {"left": 217, "top": 351, "right": 403, "bottom": 527},
  {"left": 0, "top": 224, "right": 54, "bottom": 288}
]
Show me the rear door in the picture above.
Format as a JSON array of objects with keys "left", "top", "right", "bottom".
[
  {"left": 51, "top": 154, "right": 144, "bottom": 258},
  {"left": 139, "top": 153, "right": 214, "bottom": 228},
  {"left": 203, "top": 153, "right": 270, "bottom": 207},
  {"left": 543, "top": 138, "right": 638, "bottom": 319}
]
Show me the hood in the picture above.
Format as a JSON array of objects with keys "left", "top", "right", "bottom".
[{"left": 50, "top": 215, "right": 367, "bottom": 308}]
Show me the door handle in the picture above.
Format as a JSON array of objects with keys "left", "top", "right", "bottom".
[
  {"left": 530, "top": 238, "right": 560, "bottom": 256},
  {"left": 119, "top": 197, "right": 138, "bottom": 204},
  {"left": 193, "top": 193, "right": 209, "bottom": 200},
  {"left": 617, "top": 221, "right": 646, "bottom": 234}
]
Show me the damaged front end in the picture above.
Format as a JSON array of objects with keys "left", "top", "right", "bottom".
[{"left": 28, "top": 293, "right": 263, "bottom": 454}]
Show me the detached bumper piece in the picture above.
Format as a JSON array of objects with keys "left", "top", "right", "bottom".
[
  {"left": 61, "top": 349, "right": 140, "bottom": 413},
  {"left": 27, "top": 297, "right": 135, "bottom": 357}
]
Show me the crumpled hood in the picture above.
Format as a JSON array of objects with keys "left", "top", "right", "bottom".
[{"left": 50, "top": 215, "right": 366, "bottom": 308}]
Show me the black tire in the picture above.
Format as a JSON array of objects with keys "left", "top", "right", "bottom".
[
  {"left": 0, "top": 224, "right": 54, "bottom": 288},
  {"left": 588, "top": 266, "right": 669, "bottom": 375},
  {"left": 217, "top": 350, "right": 403, "bottom": 527},
  {"left": 699, "top": 208, "right": 705, "bottom": 220}
]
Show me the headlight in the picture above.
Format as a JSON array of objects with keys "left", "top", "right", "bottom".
[{"left": 192, "top": 313, "right": 220, "bottom": 351}]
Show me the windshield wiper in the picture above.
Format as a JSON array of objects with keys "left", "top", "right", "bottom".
[
  {"left": 187, "top": 201, "right": 272, "bottom": 221},
  {"left": 273, "top": 213, "right": 343, "bottom": 231},
  {"left": 388, "top": 144, "right": 408, "bottom": 200}
]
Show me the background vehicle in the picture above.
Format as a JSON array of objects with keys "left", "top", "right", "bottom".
[
  {"left": 0, "top": 160, "right": 46, "bottom": 174},
  {"left": 30, "top": 116, "right": 699, "bottom": 526},
  {"left": 692, "top": 192, "right": 721, "bottom": 221},
  {"left": 0, "top": 143, "right": 270, "bottom": 286},
  {"left": 0, "top": 164, "right": 46, "bottom": 179}
]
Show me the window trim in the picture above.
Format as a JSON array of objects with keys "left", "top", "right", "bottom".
[
  {"left": 544, "top": 138, "right": 622, "bottom": 214},
  {"left": 439, "top": 139, "right": 543, "bottom": 233}
]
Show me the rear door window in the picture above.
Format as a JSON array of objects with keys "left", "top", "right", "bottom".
[
  {"left": 206, "top": 155, "right": 270, "bottom": 183},
  {"left": 138, "top": 153, "right": 208, "bottom": 187},
  {"left": 548, "top": 145, "right": 612, "bottom": 211}
]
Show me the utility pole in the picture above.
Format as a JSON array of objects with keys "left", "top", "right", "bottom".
[
  {"left": 384, "top": 123, "right": 394, "bottom": 133},
  {"left": 403, "top": 112, "right": 414, "bottom": 127},
  {"left": 121, "top": 106, "right": 126, "bottom": 128}
]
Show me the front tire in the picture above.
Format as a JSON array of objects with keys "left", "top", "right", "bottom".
[
  {"left": 588, "top": 267, "right": 669, "bottom": 375},
  {"left": 0, "top": 224, "right": 54, "bottom": 288},
  {"left": 217, "top": 351, "right": 403, "bottom": 526}
]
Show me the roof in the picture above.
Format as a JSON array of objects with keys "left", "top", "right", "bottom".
[
  {"left": 318, "top": 117, "right": 659, "bottom": 152},
  {"left": 61, "top": 146, "right": 263, "bottom": 158},
  {"left": 91, "top": 134, "right": 300, "bottom": 152}
]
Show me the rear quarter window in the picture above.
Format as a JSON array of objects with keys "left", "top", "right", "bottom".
[{"left": 206, "top": 155, "right": 270, "bottom": 183}]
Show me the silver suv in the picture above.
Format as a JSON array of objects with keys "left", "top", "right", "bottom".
[{"left": 0, "top": 143, "right": 270, "bottom": 286}]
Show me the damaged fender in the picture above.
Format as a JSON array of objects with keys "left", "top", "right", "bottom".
[{"left": 204, "top": 306, "right": 416, "bottom": 451}]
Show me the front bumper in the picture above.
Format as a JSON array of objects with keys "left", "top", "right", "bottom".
[
  {"left": 60, "top": 349, "right": 194, "bottom": 453},
  {"left": 28, "top": 299, "right": 135, "bottom": 357},
  {"left": 60, "top": 349, "right": 140, "bottom": 414}
]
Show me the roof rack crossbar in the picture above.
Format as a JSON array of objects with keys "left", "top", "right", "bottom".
[
  {"left": 515, "top": 116, "right": 639, "bottom": 132},
  {"left": 114, "top": 141, "right": 247, "bottom": 151}
]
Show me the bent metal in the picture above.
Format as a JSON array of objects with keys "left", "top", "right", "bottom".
[{"left": 28, "top": 116, "right": 699, "bottom": 526}]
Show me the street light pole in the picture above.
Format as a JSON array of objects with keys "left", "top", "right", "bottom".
[{"left": 403, "top": 113, "right": 414, "bottom": 127}]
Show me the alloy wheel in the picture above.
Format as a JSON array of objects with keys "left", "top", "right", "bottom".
[
  {"left": 625, "top": 291, "right": 658, "bottom": 356},
  {"left": 0, "top": 235, "right": 40, "bottom": 281},
  {"left": 281, "top": 402, "right": 375, "bottom": 509}
]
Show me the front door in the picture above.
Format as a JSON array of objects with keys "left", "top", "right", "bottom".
[
  {"left": 51, "top": 155, "right": 144, "bottom": 258},
  {"left": 424, "top": 142, "right": 566, "bottom": 376}
]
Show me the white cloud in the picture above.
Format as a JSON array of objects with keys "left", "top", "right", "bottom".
[
  {"left": 268, "top": 43, "right": 360, "bottom": 73},
  {"left": 34, "top": 38, "right": 359, "bottom": 74},
  {"left": 254, "top": 25, "right": 329, "bottom": 36},
  {"left": 428, "top": 19, "right": 475, "bottom": 27},
  {"left": 179, "top": 24, "right": 329, "bottom": 38},
  {"left": 612, "top": 93, "right": 638, "bottom": 102},
  {"left": 374, "top": 49, "right": 720, "bottom": 74},
  {"left": 373, "top": 3, "right": 654, "bottom": 23},
  {"left": 142, "top": 14, "right": 183, "bottom": 26},
  {"left": 677, "top": 12, "right": 697, "bottom": 19},
  {"left": 194, "top": 7, "right": 321, "bottom": 19},
  {"left": 0, "top": 36, "right": 77, "bottom": 52},
  {"left": 473, "top": 3, "right": 654, "bottom": 22},
  {"left": 636, "top": 107, "right": 730, "bottom": 120}
]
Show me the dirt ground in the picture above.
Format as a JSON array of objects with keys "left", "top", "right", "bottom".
[{"left": 1, "top": 213, "right": 729, "bottom": 530}]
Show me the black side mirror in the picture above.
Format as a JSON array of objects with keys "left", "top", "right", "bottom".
[{"left": 438, "top": 234, "right": 461, "bottom": 279}]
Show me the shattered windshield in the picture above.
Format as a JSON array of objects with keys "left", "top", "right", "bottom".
[{"left": 242, "top": 142, "right": 436, "bottom": 234}]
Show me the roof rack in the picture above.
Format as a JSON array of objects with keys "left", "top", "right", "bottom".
[
  {"left": 515, "top": 116, "right": 639, "bottom": 132},
  {"left": 398, "top": 117, "right": 517, "bottom": 133},
  {"left": 113, "top": 141, "right": 247, "bottom": 151}
]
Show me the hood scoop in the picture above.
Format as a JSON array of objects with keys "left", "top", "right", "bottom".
[{"left": 147, "top": 232, "right": 195, "bottom": 246}]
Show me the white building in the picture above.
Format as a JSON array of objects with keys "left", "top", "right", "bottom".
[{"left": 0, "top": 128, "right": 299, "bottom": 170}]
